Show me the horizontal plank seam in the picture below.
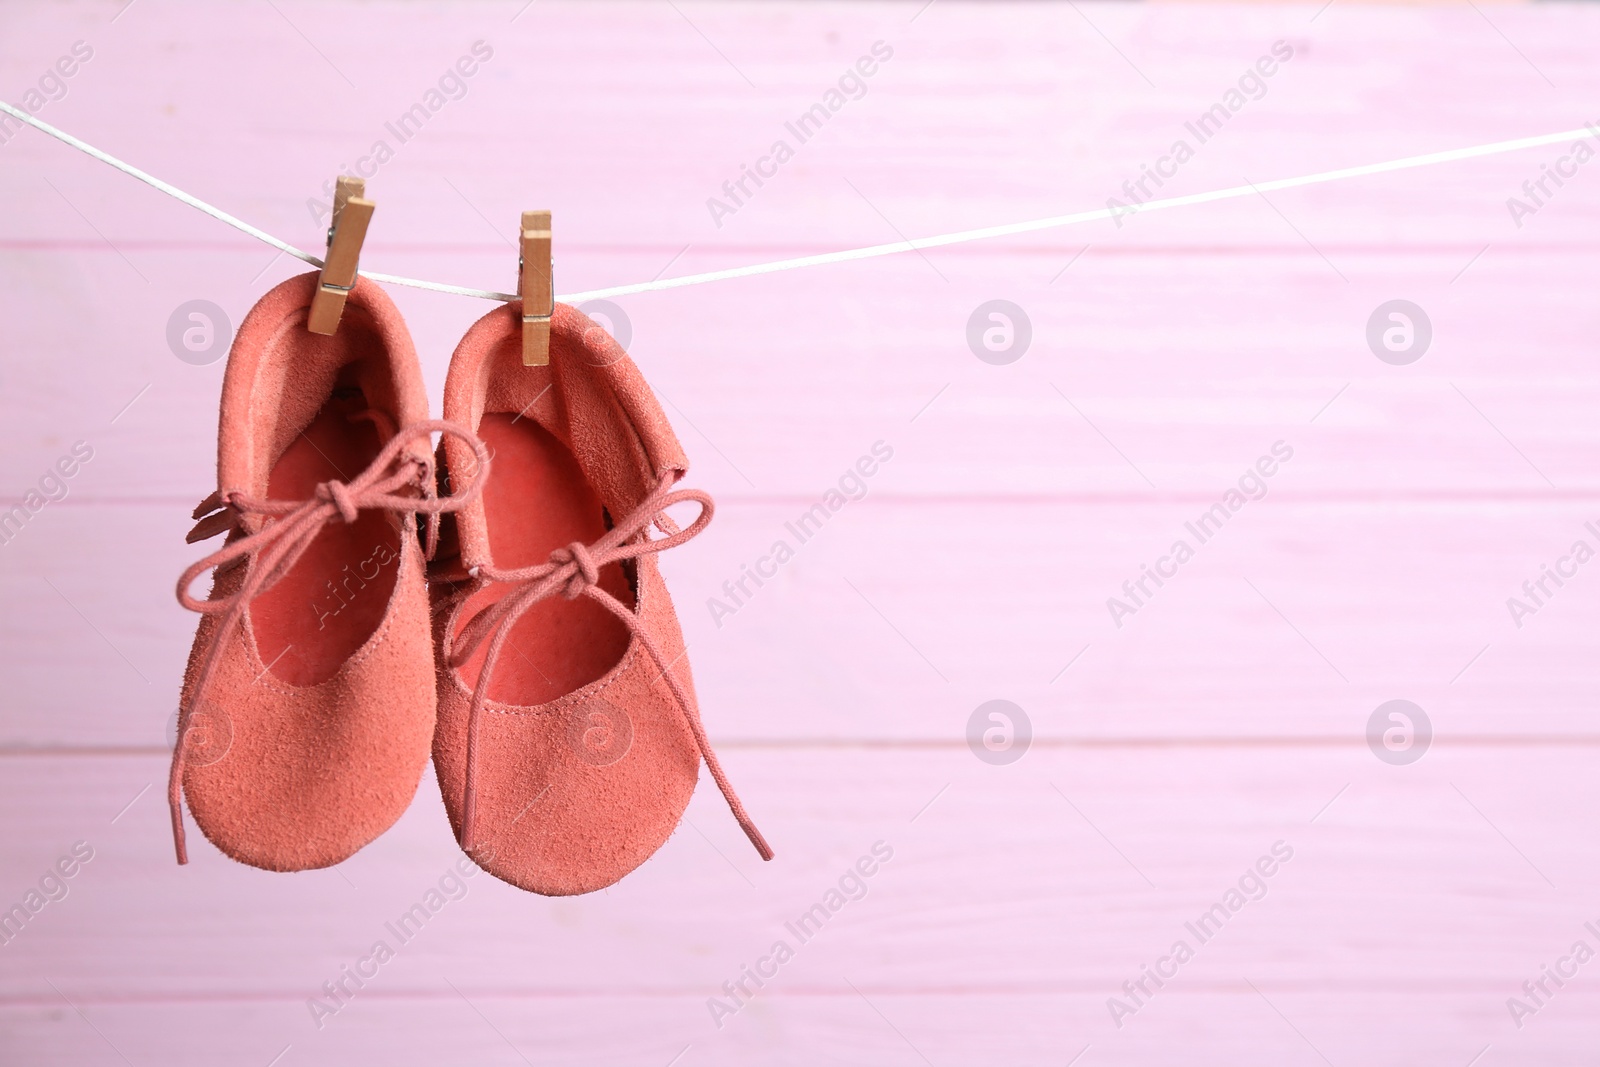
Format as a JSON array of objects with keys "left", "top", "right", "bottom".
[
  {"left": 0, "top": 980, "right": 1547, "bottom": 1008},
  {"left": 8, "top": 737, "right": 1600, "bottom": 758}
]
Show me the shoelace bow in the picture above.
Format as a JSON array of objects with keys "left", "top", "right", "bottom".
[
  {"left": 449, "top": 472, "right": 773, "bottom": 862},
  {"left": 169, "top": 419, "right": 491, "bottom": 865}
]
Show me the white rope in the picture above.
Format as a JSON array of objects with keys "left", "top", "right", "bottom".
[
  {"left": 1, "top": 101, "right": 321, "bottom": 268},
  {"left": 4, "top": 99, "right": 1592, "bottom": 305},
  {"left": 360, "top": 270, "right": 513, "bottom": 302},
  {"left": 561, "top": 124, "right": 1600, "bottom": 303},
  {"left": 0, "top": 101, "right": 516, "bottom": 302}
]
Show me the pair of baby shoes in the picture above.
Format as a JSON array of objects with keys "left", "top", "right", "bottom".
[{"left": 169, "top": 272, "right": 770, "bottom": 896}]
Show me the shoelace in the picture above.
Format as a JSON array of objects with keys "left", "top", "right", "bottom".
[
  {"left": 449, "top": 472, "right": 774, "bottom": 862},
  {"left": 170, "top": 419, "right": 491, "bottom": 865}
]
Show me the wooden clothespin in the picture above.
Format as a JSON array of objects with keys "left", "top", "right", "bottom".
[
  {"left": 308, "top": 177, "right": 375, "bottom": 335},
  {"left": 519, "top": 210, "right": 553, "bottom": 366}
]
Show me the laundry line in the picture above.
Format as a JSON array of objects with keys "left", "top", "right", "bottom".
[{"left": 2, "top": 99, "right": 1591, "bottom": 305}]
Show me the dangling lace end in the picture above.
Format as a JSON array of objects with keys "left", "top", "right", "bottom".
[
  {"left": 741, "top": 821, "right": 775, "bottom": 862},
  {"left": 459, "top": 795, "right": 479, "bottom": 859},
  {"left": 172, "top": 818, "right": 189, "bottom": 865},
  {"left": 168, "top": 760, "right": 190, "bottom": 865}
]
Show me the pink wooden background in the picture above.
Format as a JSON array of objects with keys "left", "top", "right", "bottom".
[{"left": 3, "top": 0, "right": 1599, "bottom": 1063}]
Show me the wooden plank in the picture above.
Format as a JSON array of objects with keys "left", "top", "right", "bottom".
[
  {"left": 9, "top": 990, "right": 1600, "bottom": 1067},
  {"left": 4, "top": 501, "right": 1600, "bottom": 747},
  {"left": 1, "top": 243, "right": 1597, "bottom": 499},
  {"left": 1, "top": 746, "right": 1598, "bottom": 1064}
]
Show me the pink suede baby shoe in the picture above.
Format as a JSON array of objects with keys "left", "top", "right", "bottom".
[
  {"left": 171, "top": 272, "right": 487, "bottom": 871},
  {"left": 430, "top": 300, "right": 771, "bottom": 895}
]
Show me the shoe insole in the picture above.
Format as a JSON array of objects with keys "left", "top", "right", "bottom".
[
  {"left": 451, "top": 413, "right": 634, "bottom": 705},
  {"left": 252, "top": 384, "right": 400, "bottom": 686}
]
